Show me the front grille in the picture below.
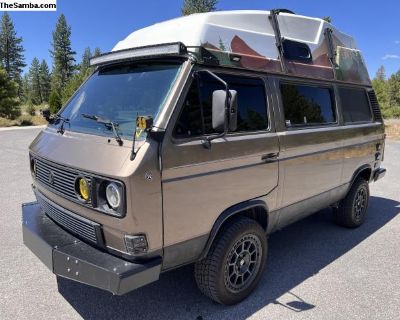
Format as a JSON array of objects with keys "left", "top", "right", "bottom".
[
  {"left": 368, "top": 90, "right": 383, "bottom": 123},
  {"left": 34, "top": 157, "right": 92, "bottom": 204},
  {"left": 36, "top": 190, "right": 103, "bottom": 245}
]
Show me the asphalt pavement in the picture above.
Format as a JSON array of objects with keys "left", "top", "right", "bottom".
[{"left": 0, "top": 127, "right": 399, "bottom": 320}]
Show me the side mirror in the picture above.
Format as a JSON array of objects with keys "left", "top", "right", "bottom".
[
  {"left": 41, "top": 109, "right": 52, "bottom": 123},
  {"left": 212, "top": 90, "right": 238, "bottom": 132}
]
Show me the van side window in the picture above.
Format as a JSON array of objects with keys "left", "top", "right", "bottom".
[
  {"left": 338, "top": 87, "right": 372, "bottom": 123},
  {"left": 174, "top": 75, "right": 268, "bottom": 138},
  {"left": 280, "top": 83, "right": 336, "bottom": 127}
]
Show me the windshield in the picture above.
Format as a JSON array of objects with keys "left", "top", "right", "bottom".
[{"left": 55, "top": 62, "right": 182, "bottom": 140}]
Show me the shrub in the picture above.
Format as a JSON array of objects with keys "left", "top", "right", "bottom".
[
  {"left": 0, "top": 117, "right": 16, "bottom": 127},
  {"left": 18, "top": 115, "right": 33, "bottom": 126},
  {"left": 26, "top": 100, "right": 36, "bottom": 116}
]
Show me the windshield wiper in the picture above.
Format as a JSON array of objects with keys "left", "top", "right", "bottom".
[
  {"left": 54, "top": 115, "right": 70, "bottom": 135},
  {"left": 82, "top": 113, "right": 123, "bottom": 146}
]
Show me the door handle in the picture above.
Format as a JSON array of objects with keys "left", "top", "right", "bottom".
[{"left": 261, "top": 152, "right": 279, "bottom": 163}]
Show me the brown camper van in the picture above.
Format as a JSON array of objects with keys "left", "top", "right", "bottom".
[{"left": 22, "top": 10, "right": 386, "bottom": 305}]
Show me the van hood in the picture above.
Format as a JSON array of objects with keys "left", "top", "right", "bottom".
[{"left": 29, "top": 127, "right": 137, "bottom": 177}]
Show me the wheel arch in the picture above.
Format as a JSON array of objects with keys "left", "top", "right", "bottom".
[
  {"left": 198, "top": 199, "right": 269, "bottom": 260},
  {"left": 350, "top": 164, "right": 373, "bottom": 187}
]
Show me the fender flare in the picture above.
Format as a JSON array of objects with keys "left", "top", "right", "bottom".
[
  {"left": 198, "top": 199, "right": 269, "bottom": 260},
  {"left": 348, "top": 164, "right": 372, "bottom": 192}
]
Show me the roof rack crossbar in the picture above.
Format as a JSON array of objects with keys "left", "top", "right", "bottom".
[{"left": 269, "top": 9, "right": 287, "bottom": 73}]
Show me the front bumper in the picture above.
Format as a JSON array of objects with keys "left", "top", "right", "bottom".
[{"left": 22, "top": 202, "right": 161, "bottom": 295}]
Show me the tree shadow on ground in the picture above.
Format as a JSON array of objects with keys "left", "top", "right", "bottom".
[{"left": 57, "top": 196, "right": 400, "bottom": 320}]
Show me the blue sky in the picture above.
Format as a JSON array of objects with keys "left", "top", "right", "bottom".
[{"left": 5, "top": 0, "right": 400, "bottom": 78}]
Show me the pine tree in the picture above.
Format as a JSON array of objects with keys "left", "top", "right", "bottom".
[
  {"left": 40, "top": 59, "right": 51, "bottom": 102},
  {"left": 81, "top": 47, "right": 91, "bottom": 72},
  {"left": 375, "top": 65, "right": 386, "bottom": 81},
  {"left": 0, "top": 67, "right": 20, "bottom": 119},
  {"left": 21, "top": 73, "right": 31, "bottom": 103},
  {"left": 93, "top": 47, "right": 101, "bottom": 58},
  {"left": 28, "top": 57, "right": 42, "bottom": 105},
  {"left": 387, "top": 71, "right": 400, "bottom": 108},
  {"left": 50, "top": 14, "right": 76, "bottom": 94},
  {"left": 0, "top": 12, "right": 26, "bottom": 95},
  {"left": 182, "top": 0, "right": 218, "bottom": 16},
  {"left": 48, "top": 90, "right": 62, "bottom": 114}
]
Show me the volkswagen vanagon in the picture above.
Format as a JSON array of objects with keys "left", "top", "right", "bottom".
[{"left": 22, "top": 10, "right": 386, "bottom": 305}]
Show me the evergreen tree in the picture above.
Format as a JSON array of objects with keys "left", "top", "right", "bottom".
[
  {"left": 182, "top": 0, "right": 218, "bottom": 15},
  {"left": 48, "top": 90, "right": 62, "bottom": 114},
  {"left": 93, "top": 47, "right": 101, "bottom": 58},
  {"left": 0, "top": 67, "right": 20, "bottom": 119},
  {"left": 376, "top": 65, "right": 386, "bottom": 81},
  {"left": 0, "top": 12, "right": 26, "bottom": 96},
  {"left": 81, "top": 47, "right": 91, "bottom": 72},
  {"left": 21, "top": 73, "right": 31, "bottom": 103},
  {"left": 372, "top": 67, "right": 400, "bottom": 118},
  {"left": 39, "top": 59, "right": 51, "bottom": 102},
  {"left": 387, "top": 71, "right": 400, "bottom": 108},
  {"left": 28, "top": 57, "right": 42, "bottom": 105},
  {"left": 0, "top": 13, "right": 26, "bottom": 79},
  {"left": 50, "top": 14, "right": 76, "bottom": 94}
]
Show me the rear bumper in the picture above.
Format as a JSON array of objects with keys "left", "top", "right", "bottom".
[
  {"left": 373, "top": 168, "right": 386, "bottom": 182},
  {"left": 22, "top": 202, "right": 161, "bottom": 295}
]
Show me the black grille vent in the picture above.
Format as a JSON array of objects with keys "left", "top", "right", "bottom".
[
  {"left": 34, "top": 157, "right": 92, "bottom": 204},
  {"left": 368, "top": 90, "right": 383, "bottom": 122},
  {"left": 36, "top": 190, "right": 103, "bottom": 246}
]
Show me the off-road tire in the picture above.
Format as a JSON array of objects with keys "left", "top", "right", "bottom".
[
  {"left": 194, "top": 217, "right": 267, "bottom": 305},
  {"left": 335, "top": 178, "right": 370, "bottom": 228}
]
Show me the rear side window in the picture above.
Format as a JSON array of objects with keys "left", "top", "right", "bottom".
[
  {"left": 338, "top": 87, "right": 372, "bottom": 123},
  {"left": 174, "top": 75, "right": 268, "bottom": 138},
  {"left": 280, "top": 83, "right": 336, "bottom": 127}
]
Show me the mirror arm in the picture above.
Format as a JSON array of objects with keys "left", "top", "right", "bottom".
[{"left": 195, "top": 70, "right": 230, "bottom": 149}]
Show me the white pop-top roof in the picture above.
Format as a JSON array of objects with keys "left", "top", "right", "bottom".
[
  {"left": 113, "top": 10, "right": 355, "bottom": 52},
  {"left": 112, "top": 10, "right": 370, "bottom": 85}
]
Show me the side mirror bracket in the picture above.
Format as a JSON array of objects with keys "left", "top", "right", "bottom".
[{"left": 194, "top": 70, "right": 238, "bottom": 149}]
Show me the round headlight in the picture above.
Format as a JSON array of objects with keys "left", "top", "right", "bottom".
[
  {"left": 106, "top": 182, "right": 121, "bottom": 209},
  {"left": 77, "top": 177, "right": 90, "bottom": 201}
]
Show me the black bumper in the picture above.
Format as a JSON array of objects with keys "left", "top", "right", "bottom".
[{"left": 22, "top": 202, "right": 161, "bottom": 295}]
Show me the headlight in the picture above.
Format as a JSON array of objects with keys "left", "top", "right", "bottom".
[
  {"left": 94, "top": 179, "right": 125, "bottom": 217},
  {"left": 106, "top": 182, "right": 121, "bottom": 209}
]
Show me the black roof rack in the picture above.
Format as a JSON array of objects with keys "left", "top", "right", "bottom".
[{"left": 272, "top": 9, "right": 295, "bottom": 14}]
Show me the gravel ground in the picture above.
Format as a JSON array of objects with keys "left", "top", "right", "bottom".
[{"left": 0, "top": 128, "right": 399, "bottom": 320}]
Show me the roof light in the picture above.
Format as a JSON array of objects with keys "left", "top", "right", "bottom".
[{"left": 90, "top": 42, "right": 187, "bottom": 67}]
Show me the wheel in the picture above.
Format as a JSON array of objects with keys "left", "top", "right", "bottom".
[
  {"left": 335, "top": 178, "right": 370, "bottom": 228},
  {"left": 194, "top": 217, "right": 267, "bottom": 305}
]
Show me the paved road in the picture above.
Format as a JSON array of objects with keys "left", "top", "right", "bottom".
[{"left": 0, "top": 127, "right": 399, "bottom": 320}]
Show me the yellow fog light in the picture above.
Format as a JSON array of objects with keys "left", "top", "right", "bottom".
[{"left": 76, "top": 177, "right": 90, "bottom": 201}]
